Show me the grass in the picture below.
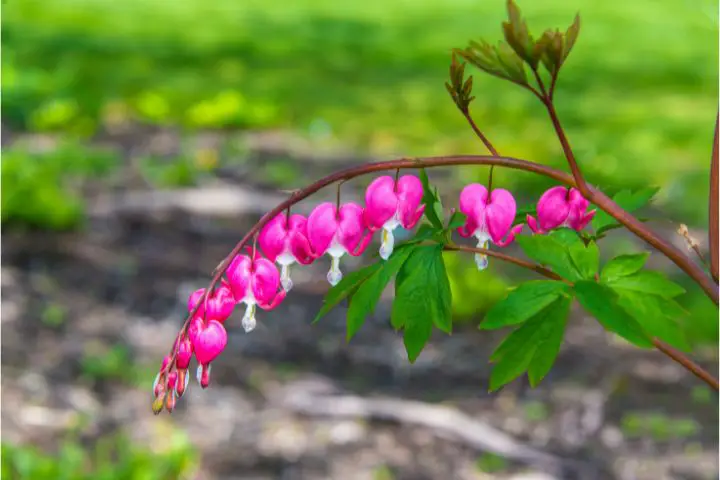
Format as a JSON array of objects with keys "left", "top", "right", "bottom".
[
  {"left": 2, "top": 0, "right": 718, "bottom": 222},
  {"left": 1, "top": 431, "right": 197, "bottom": 480}
]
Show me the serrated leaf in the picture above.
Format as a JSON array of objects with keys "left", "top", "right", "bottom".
[
  {"left": 391, "top": 245, "right": 453, "bottom": 362},
  {"left": 606, "top": 270, "right": 685, "bottom": 298},
  {"left": 600, "top": 253, "right": 650, "bottom": 282},
  {"left": 568, "top": 239, "right": 599, "bottom": 280},
  {"left": 573, "top": 281, "right": 653, "bottom": 348},
  {"left": 481, "top": 280, "right": 570, "bottom": 329},
  {"left": 516, "top": 234, "right": 582, "bottom": 281},
  {"left": 615, "top": 290, "right": 690, "bottom": 351},
  {"left": 346, "top": 246, "right": 417, "bottom": 341},
  {"left": 446, "top": 211, "right": 467, "bottom": 230},
  {"left": 592, "top": 187, "right": 660, "bottom": 233},
  {"left": 489, "top": 296, "right": 571, "bottom": 391},
  {"left": 528, "top": 296, "right": 571, "bottom": 387},
  {"left": 314, "top": 263, "right": 382, "bottom": 323}
]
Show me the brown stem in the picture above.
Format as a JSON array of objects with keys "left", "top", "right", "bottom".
[
  {"left": 444, "top": 244, "right": 564, "bottom": 282},
  {"left": 463, "top": 111, "right": 500, "bottom": 191},
  {"left": 541, "top": 98, "right": 717, "bottom": 303},
  {"left": 544, "top": 100, "right": 590, "bottom": 197},
  {"left": 166, "top": 154, "right": 718, "bottom": 383},
  {"left": 710, "top": 114, "right": 718, "bottom": 283},
  {"left": 652, "top": 339, "right": 718, "bottom": 391},
  {"left": 463, "top": 112, "right": 500, "bottom": 157}
]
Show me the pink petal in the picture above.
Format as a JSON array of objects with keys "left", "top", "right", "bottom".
[
  {"left": 176, "top": 336, "right": 194, "bottom": 370},
  {"left": 526, "top": 215, "right": 540, "bottom": 234},
  {"left": 349, "top": 230, "right": 373, "bottom": 256},
  {"left": 459, "top": 184, "right": 488, "bottom": 217},
  {"left": 251, "top": 257, "right": 281, "bottom": 304},
  {"left": 257, "top": 288, "right": 286, "bottom": 311},
  {"left": 307, "top": 203, "right": 338, "bottom": 256},
  {"left": 570, "top": 209, "right": 596, "bottom": 231},
  {"left": 337, "top": 202, "right": 367, "bottom": 252},
  {"left": 364, "top": 176, "right": 399, "bottom": 231},
  {"left": 567, "top": 188, "right": 590, "bottom": 212},
  {"left": 403, "top": 204, "right": 425, "bottom": 230},
  {"left": 486, "top": 189, "right": 517, "bottom": 244},
  {"left": 192, "top": 320, "right": 227, "bottom": 365},
  {"left": 258, "top": 214, "right": 288, "bottom": 263},
  {"left": 397, "top": 175, "right": 424, "bottom": 228},
  {"left": 287, "top": 214, "right": 309, "bottom": 234},
  {"left": 495, "top": 223, "right": 524, "bottom": 247},
  {"left": 289, "top": 230, "right": 315, "bottom": 265},
  {"left": 536, "top": 186, "right": 571, "bottom": 231},
  {"left": 226, "top": 254, "right": 252, "bottom": 301},
  {"left": 187, "top": 317, "right": 204, "bottom": 346},
  {"left": 186, "top": 284, "right": 235, "bottom": 322},
  {"left": 457, "top": 214, "right": 479, "bottom": 238}
]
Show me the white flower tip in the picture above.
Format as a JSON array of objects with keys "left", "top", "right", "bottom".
[
  {"left": 242, "top": 315, "right": 257, "bottom": 333},
  {"left": 195, "top": 365, "right": 203, "bottom": 386},
  {"left": 379, "top": 228, "right": 395, "bottom": 261},
  {"left": 327, "top": 268, "right": 342, "bottom": 286},
  {"left": 474, "top": 253, "right": 489, "bottom": 271},
  {"left": 281, "top": 276, "right": 294, "bottom": 292}
]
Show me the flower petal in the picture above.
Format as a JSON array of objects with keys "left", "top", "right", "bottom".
[
  {"left": 289, "top": 230, "right": 315, "bottom": 265},
  {"left": 258, "top": 214, "right": 288, "bottom": 263},
  {"left": 486, "top": 188, "right": 516, "bottom": 244},
  {"left": 226, "top": 254, "right": 252, "bottom": 301},
  {"left": 495, "top": 223, "right": 524, "bottom": 247},
  {"left": 251, "top": 257, "right": 281, "bottom": 304},
  {"left": 536, "top": 186, "right": 571, "bottom": 231},
  {"left": 396, "top": 175, "right": 424, "bottom": 228},
  {"left": 307, "top": 202, "right": 338, "bottom": 256},
  {"left": 364, "top": 176, "right": 398, "bottom": 231},
  {"left": 459, "top": 183, "right": 489, "bottom": 217},
  {"left": 337, "top": 202, "right": 367, "bottom": 252}
]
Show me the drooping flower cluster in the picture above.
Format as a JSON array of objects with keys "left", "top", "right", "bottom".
[{"left": 152, "top": 175, "right": 594, "bottom": 413}]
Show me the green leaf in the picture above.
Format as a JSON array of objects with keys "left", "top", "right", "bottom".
[
  {"left": 605, "top": 271, "right": 685, "bottom": 298},
  {"left": 573, "top": 281, "right": 653, "bottom": 348},
  {"left": 563, "top": 14, "right": 581, "bottom": 61},
  {"left": 446, "top": 211, "right": 467, "bottom": 231},
  {"left": 615, "top": 290, "right": 690, "bottom": 351},
  {"left": 314, "top": 263, "right": 382, "bottom": 323},
  {"left": 568, "top": 239, "right": 599, "bottom": 280},
  {"left": 346, "top": 246, "right": 417, "bottom": 341},
  {"left": 419, "top": 169, "right": 444, "bottom": 230},
  {"left": 548, "top": 227, "right": 582, "bottom": 248},
  {"left": 516, "top": 234, "right": 581, "bottom": 281},
  {"left": 481, "top": 280, "right": 570, "bottom": 329},
  {"left": 489, "top": 296, "right": 571, "bottom": 391},
  {"left": 600, "top": 252, "right": 650, "bottom": 282},
  {"left": 528, "top": 296, "right": 571, "bottom": 387},
  {"left": 392, "top": 245, "right": 453, "bottom": 362},
  {"left": 592, "top": 187, "right": 660, "bottom": 233}
]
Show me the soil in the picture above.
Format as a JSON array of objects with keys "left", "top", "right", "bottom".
[{"left": 1, "top": 128, "right": 718, "bottom": 480}]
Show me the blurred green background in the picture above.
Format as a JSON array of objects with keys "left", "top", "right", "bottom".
[{"left": 2, "top": 0, "right": 718, "bottom": 478}]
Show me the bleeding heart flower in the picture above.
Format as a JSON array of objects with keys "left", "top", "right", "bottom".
[
  {"left": 364, "top": 175, "right": 425, "bottom": 260},
  {"left": 457, "top": 184, "right": 523, "bottom": 270},
  {"left": 152, "top": 355, "right": 172, "bottom": 398},
  {"left": 307, "top": 202, "right": 373, "bottom": 286},
  {"left": 187, "top": 281, "right": 236, "bottom": 323},
  {"left": 226, "top": 253, "right": 286, "bottom": 333},
  {"left": 259, "top": 213, "right": 315, "bottom": 292},
  {"left": 191, "top": 319, "right": 228, "bottom": 389},
  {"left": 175, "top": 336, "right": 193, "bottom": 370},
  {"left": 526, "top": 186, "right": 596, "bottom": 234}
]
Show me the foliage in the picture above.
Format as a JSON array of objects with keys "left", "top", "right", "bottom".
[
  {"left": 1, "top": 431, "right": 197, "bottom": 479},
  {"left": 1, "top": 142, "right": 120, "bottom": 230},
  {"left": 2, "top": 0, "right": 717, "bottom": 223}
]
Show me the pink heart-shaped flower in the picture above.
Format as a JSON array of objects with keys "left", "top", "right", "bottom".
[{"left": 192, "top": 320, "right": 228, "bottom": 365}]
